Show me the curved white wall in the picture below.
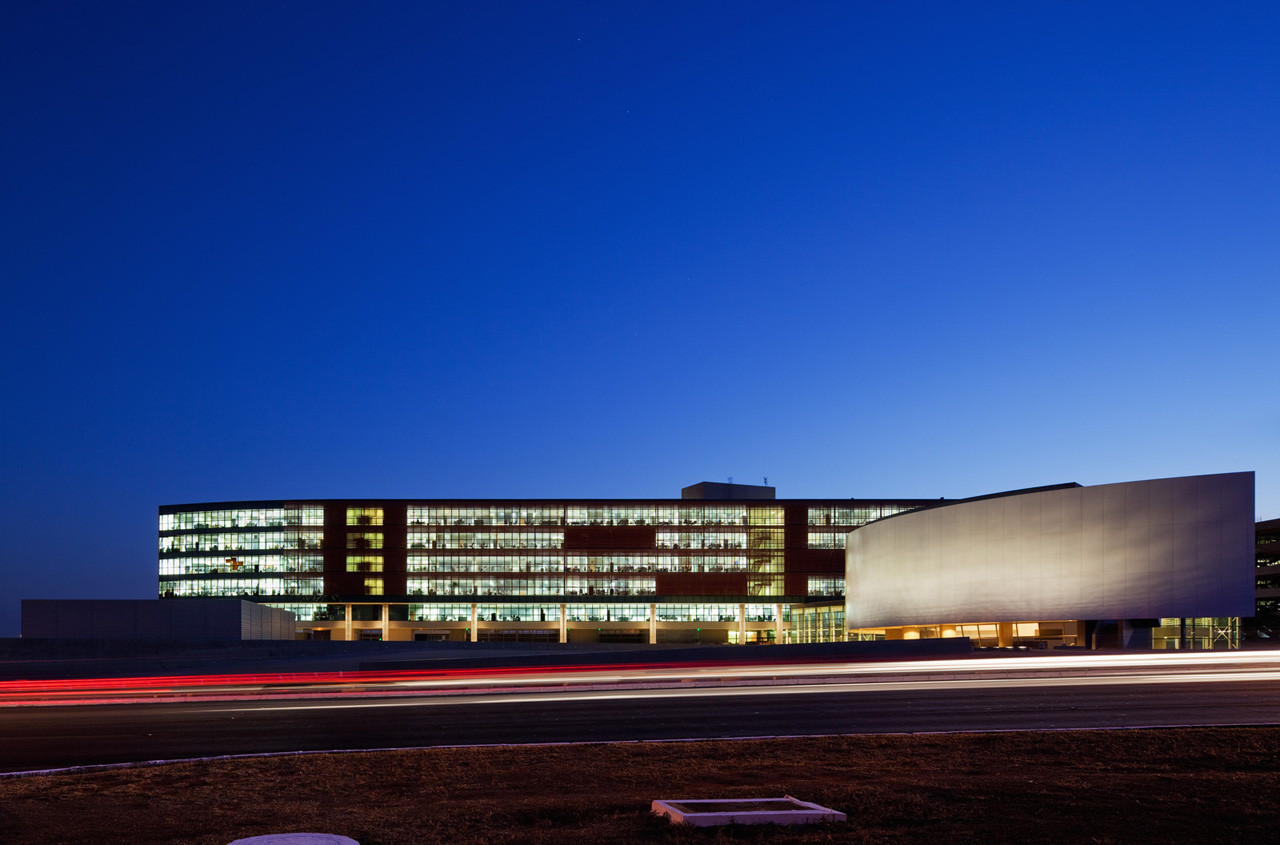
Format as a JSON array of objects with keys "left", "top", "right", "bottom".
[{"left": 846, "top": 472, "right": 1255, "bottom": 628}]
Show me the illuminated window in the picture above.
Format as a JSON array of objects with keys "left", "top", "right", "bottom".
[
  {"left": 807, "top": 532, "right": 849, "bottom": 549},
  {"left": 655, "top": 531, "right": 746, "bottom": 550},
  {"left": 408, "top": 603, "right": 471, "bottom": 622},
  {"left": 159, "top": 506, "right": 325, "bottom": 531},
  {"left": 346, "top": 532, "right": 384, "bottom": 550},
  {"left": 565, "top": 604, "right": 650, "bottom": 622},
  {"left": 346, "top": 555, "right": 383, "bottom": 573},
  {"left": 406, "top": 530, "right": 564, "bottom": 550},
  {"left": 347, "top": 508, "right": 383, "bottom": 526},
  {"left": 156, "top": 577, "right": 323, "bottom": 598},
  {"left": 157, "top": 530, "right": 323, "bottom": 553},
  {"left": 654, "top": 603, "right": 740, "bottom": 622},
  {"left": 747, "top": 529, "right": 783, "bottom": 549},
  {"left": 363, "top": 578, "right": 384, "bottom": 595},
  {"left": 476, "top": 604, "right": 562, "bottom": 622},
  {"left": 284, "top": 506, "right": 325, "bottom": 526},
  {"left": 746, "top": 507, "right": 783, "bottom": 526},
  {"left": 806, "top": 577, "right": 844, "bottom": 596}
]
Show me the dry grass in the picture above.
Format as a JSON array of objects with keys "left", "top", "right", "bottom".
[{"left": 2, "top": 728, "right": 1279, "bottom": 844}]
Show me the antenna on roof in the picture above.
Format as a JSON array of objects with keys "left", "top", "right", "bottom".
[
  {"left": 764, "top": 477, "right": 768, "bottom": 486},
  {"left": 728, "top": 476, "right": 733, "bottom": 484}
]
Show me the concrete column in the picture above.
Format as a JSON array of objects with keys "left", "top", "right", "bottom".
[
  {"left": 775, "top": 603, "right": 784, "bottom": 645},
  {"left": 649, "top": 603, "right": 657, "bottom": 645},
  {"left": 559, "top": 603, "right": 567, "bottom": 644},
  {"left": 381, "top": 603, "right": 389, "bottom": 640},
  {"left": 738, "top": 603, "right": 746, "bottom": 644},
  {"left": 469, "top": 603, "right": 478, "bottom": 643},
  {"left": 344, "top": 603, "right": 352, "bottom": 642},
  {"left": 997, "top": 622, "right": 1014, "bottom": 647}
]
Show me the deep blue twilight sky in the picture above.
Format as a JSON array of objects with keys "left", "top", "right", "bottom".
[{"left": 2, "top": 2, "right": 1277, "bottom": 637}]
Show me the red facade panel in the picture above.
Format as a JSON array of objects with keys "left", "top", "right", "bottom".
[{"left": 655, "top": 572, "right": 749, "bottom": 596}]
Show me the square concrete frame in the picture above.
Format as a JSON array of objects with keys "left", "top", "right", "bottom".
[{"left": 652, "top": 796, "right": 847, "bottom": 826}]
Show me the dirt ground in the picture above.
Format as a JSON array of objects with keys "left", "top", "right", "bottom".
[{"left": 1, "top": 727, "right": 1278, "bottom": 844}]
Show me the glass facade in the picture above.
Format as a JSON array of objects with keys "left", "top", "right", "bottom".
[
  {"left": 157, "top": 494, "right": 1243, "bottom": 648},
  {"left": 806, "top": 505, "right": 914, "bottom": 525},
  {"left": 159, "top": 506, "right": 323, "bottom": 531},
  {"left": 790, "top": 604, "right": 848, "bottom": 643},
  {"left": 159, "top": 555, "right": 324, "bottom": 575},
  {"left": 158, "top": 493, "right": 931, "bottom": 642},
  {"left": 408, "top": 530, "right": 565, "bottom": 550},
  {"left": 159, "top": 577, "right": 324, "bottom": 598},
  {"left": 1153, "top": 617, "right": 1240, "bottom": 650}
]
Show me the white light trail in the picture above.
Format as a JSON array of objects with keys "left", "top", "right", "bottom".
[
  {"left": 7, "top": 650, "right": 1280, "bottom": 708},
  {"left": 208, "top": 665, "right": 1280, "bottom": 713}
]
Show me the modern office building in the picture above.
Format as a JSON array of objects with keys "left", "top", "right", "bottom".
[
  {"left": 158, "top": 482, "right": 931, "bottom": 643},
  {"left": 157, "top": 473, "right": 1258, "bottom": 648}
]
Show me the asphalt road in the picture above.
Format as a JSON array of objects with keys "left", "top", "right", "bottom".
[{"left": 4, "top": 673, "right": 1280, "bottom": 774}]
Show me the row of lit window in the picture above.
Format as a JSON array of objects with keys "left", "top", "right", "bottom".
[
  {"left": 655, "top": 531, "right": 747, "bottom": 550},
  {"left": 408, "top": 531, "right": 566, "bottom": 550},
  {"left": 347, "top": 532, "right": 383, "bottom": 549},
  {"left": 407, "top": 576, "right": 658, "bottom": 597},
  {"left": 165, "top": 573, "right": 785, "bottom": 597},
  {"left": 407, "top": 505, "right": 784, "bottom": 527},
  {"left": 161, "top": 570, "right": 785, "bottom": 595},
  {"left": 569, "top": 604, "right": 655, "bottom": 622},
  {"left": 657, "top": 530, "right": 785, "bottom": 550},
  {"left": 160, "top": 508, "right": 325, "bottom": 531},
  {"left": 404, "top": 529, "right": 785, "bottom": 551},
  {"left": 159, "top": 528, "right": 876, "bottom": 553},
  {"left": 655, "top": 604, "right": 768, "bottom": 622},
  {"left": 346, "top": 555, "right": 383, "bottom": 573},
  {"left": 406, "top": 555, "right": 751, "bottom": 573},
  {"left": 159, "top": 558, "right": 790, "bottom": 583},
  {"left": 158, "top": 556, "right": 324, "bottom": 575},
  {"left": 806, "top": 577, "right": 844, "bottom": 596},
  {"left": 748, "top": 533, "right": 784, "bottom": 550},
  {"left": 401, "top": 580, "right": 785, "bottom": 600},
  {"left": 161, "top": 503, "right": 918, "bottom": 533},
  {"left": 468, "top": 604, "right": 656, "bottom": 623},
  {"left": 745, "top": 575, "right": 784, "bottom": 595},
  {"left": 408, "top": 554, "right": 568, "bottom": 573},
  {"left": 807, "top": 532, "right": 850, "bottom": 549},
  {"left": 259, "top": 602, "right": 783, "bottom": 624},
  {"left": 791, "top": 607, "right": 845, "bottom": 626},
  {"left": 159, "top": 578, "right": 323, "bottom": 598},
  {"left": 749, "top": 555, "right": 785, "bottom": 574},
  {"left": 790, "top": 606, "right": 847, "bottom": 643},
  {"left": 403, "top": 604, "right": 471, "bottom": 622},
  {"left": 160, "top": 531, "right": 324, "bottom": 553},
  {"left": 806, "top": 506, "right": 916, "bottom": 526},
  {"left": 442, "top": 604, "right": 780, "bottom": 623}
]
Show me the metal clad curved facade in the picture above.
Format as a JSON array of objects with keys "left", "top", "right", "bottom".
[{"left": 846, "top": 473, "right": 1255, "bottom": 628}]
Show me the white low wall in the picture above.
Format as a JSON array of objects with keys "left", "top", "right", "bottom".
[{"left": 846, "top": 472, "right": 1255, "bottom": 628}]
